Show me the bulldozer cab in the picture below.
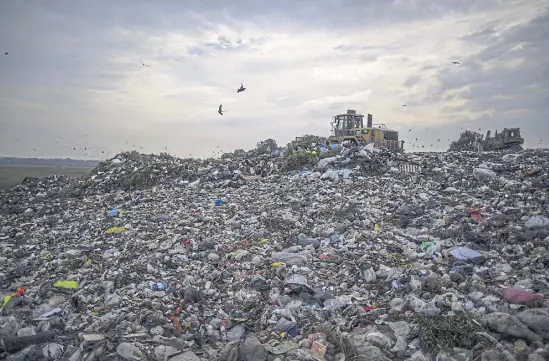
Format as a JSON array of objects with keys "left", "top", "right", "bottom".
[
  {"left": 503, "top": 128, "right": 521, "bottom": 143},
  {"left": 332, "top": 110, "right": 364, "bottom": 137}
]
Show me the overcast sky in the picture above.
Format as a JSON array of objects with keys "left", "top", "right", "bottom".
[{"left": 0, "top": 0, "right": 547, "bottom": 159}]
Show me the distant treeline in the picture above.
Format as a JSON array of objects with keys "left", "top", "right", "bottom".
[{"left": 0, "top": 157, "right": 99, "bottom": 168}]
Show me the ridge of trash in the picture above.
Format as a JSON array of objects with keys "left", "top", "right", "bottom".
[{"left": 1, "top": 136, "right": 549, "bottom": 361}]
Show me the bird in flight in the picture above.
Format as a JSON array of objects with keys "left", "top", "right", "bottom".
[
  {"left": 408, "top": 129, "right": 412, "bottom": 132},
  {"left": 218, "top": 104, "right": 224, "bottom": 115},
  {"left": 140, "top": 60, "right": 151, "bottom": 67},
  {"left": 237, "top": 82, "right": 246, "bottom": 93},
  {"left": 4, "top": 52, "right": 7, "bottom": 55},
  {"left": 402, "top": 104, "right": 407, "bottom": 107},
  {"left": 451, "top": 61, "right": 460, "bottom": 65}
]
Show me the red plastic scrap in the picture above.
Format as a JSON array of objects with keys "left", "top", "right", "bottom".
[
  {"left": 182, "top": 237, "right": 190, "bottom": 246},
  {"left": 466, "top": 208, "right": 482, "bottom": 222},
  {"left": 363, "top": 303, "right": 382, "bottom": 312},
  {"left": 319, "top": 254, "right": 329, "bottom": 260},
  {"left": 307, "top": 333, "right": 325, "bottom": 343},
  {"left": 168, "top": 314, "right": 183, "bottom": 333},
  {"left": 503, "top": 288, "right": 546, "bottom": 305}
]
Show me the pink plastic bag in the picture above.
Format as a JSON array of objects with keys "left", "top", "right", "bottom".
[{"left": 502, "top": 288, "right": 545, "bottom": 305}]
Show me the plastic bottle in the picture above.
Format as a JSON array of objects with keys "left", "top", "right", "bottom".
[{"left": 150, "top": 282, "right": 167, "bottom": 290}]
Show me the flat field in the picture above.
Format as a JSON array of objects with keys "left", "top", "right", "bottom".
[{"left": 0, "top": 165, "right": 93, "bottom": 190}]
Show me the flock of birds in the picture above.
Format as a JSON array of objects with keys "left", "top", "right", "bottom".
[
  {"left": 4, "top": 51, "right": 543, "bottom": 155},
  {"left": 140, "top": 57, "right": 246, "bottom": 116},
  {"left": 219, "top": 82, "right": 246, "bottom": 115}
]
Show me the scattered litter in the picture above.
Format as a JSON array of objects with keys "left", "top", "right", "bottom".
[{"left": 0, "top": 144, "right": 548, "bottom": 361}]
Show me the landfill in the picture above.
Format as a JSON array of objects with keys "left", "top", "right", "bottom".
[{"left": 1, "top": 138, "right": 549, "bottom": 361}]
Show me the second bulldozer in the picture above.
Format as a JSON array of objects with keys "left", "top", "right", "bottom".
[
  {"left": 449, "top": 128, "right": 524, "bottom": 152},
  {"left": 482, "top": 128, "right": 524, "bottom": 151}
]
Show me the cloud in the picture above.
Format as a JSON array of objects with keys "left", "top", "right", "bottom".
[{"left": 0, "top": 0, "right": 547, "bottom": 159}]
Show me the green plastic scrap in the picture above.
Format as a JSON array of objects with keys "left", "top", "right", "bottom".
[
  {"left": 420, "top": 241, "right": 435, "bottom": 250},
  {"left": 53, "top": 280, "right": 78, "bottom": 289},
  {"left": 231, "top": 317, "right": 249, "bottom": 323},
  {"left": 264, "top": 340, "right": 300, "bottom": 355}
]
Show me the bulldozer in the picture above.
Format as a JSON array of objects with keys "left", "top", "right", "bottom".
[
  {"left": 482, "top": 128, "right": 524, "bottom": 151},
  {"left": 327, "top": 109, "right": 404, "bottom": 150}
]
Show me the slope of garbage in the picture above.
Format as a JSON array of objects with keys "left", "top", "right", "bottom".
[{"left": 1, "top": 141, "right": 549, "bottom": 361}]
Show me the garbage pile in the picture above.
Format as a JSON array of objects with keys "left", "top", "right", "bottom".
[{"left": 1, "top": 143, "right": 549, "bottom": 361}]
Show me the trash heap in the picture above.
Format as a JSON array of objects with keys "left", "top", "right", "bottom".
[{"left": 1, "top": 142, "right": 549, "bottom": 361}]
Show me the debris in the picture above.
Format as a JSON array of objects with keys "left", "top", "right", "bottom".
[{"left": 1, "top": 143, "right": 549, "bottom": 361}]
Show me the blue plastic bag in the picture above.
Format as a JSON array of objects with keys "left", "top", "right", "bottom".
[
  {"left": 107, "top": 208, "right": 118, "bottom": 217},
  {"left": 450, "top": 247, "right": 482, "bottom": 260}
]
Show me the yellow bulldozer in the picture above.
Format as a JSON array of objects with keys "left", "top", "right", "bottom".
[{"left": 327, "top": 109, "right": 404, "bottom": 151}]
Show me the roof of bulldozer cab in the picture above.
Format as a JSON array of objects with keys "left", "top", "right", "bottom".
[{"left": 364, "top": 124, "right": 398, "bottom": 132}]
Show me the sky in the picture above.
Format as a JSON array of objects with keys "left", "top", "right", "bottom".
[{"left": 0, "top": 0, "right": 548, "bottom": 159}]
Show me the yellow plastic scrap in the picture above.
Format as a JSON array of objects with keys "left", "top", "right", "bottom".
[
  {"left": 374, "top": 224, "right": 380, "bottom": 233},
  {"left": 271, "top": 262, "right": 286, "bottom": 268},
  {"left": 232, "top": 317, "right": 249, "bottom": 322},
  {"left": 106, "top": 226, "right": 127, "bottom": 234},
  {"left": 86, "top": 259, "right": 92, "bottom": 265},
  {"left": 3, "top": 295, "right": 12, "bottom": 308},
  {"left": 53, "top": 280, "right": 79, "bottom": 289},
  {"left": 258, "top": 238, "right": 269, "bottom": 244},
  {"left": 40, "top": 254, "right": 53, "bottom": 262}
]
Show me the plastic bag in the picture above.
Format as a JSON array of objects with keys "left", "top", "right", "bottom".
[
  {"left": 53, "top": 281, "right": 78, "bottom": 289},
  {"left": 450, "top": 247, "right": 482, "bottom": 261},
  {"left": 105, "top": 226, "right": 126, "bottom": 234},
  {"left": 271, "top": 251, "right": 309, "bottom": 266},
  {"left": 503, "top": 288, "right": 545, "bottom": 305},
  {"left": 363, "top": 268, "right": 376, "bottom": 282},
  {"left": 525, "top": 216, "right": 549, "bottom": 229},
  {"left": 239, "top": 334, "right": 266, "bottom": 361},
  {"left": 473, "top": 168, "right": 496, "bottom": 180}
]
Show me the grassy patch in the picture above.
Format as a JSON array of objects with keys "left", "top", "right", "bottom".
[{"left": 414, "top": 313, "right": 482, "bottom": 355}]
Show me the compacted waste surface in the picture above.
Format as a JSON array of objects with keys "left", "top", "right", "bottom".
[{"left": 1, "top": 144, "right": 548, "bottom": 361}]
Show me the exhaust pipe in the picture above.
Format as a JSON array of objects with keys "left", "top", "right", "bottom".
[{"left": 367, "top": 114, "right": 373, "bottom": 128}]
